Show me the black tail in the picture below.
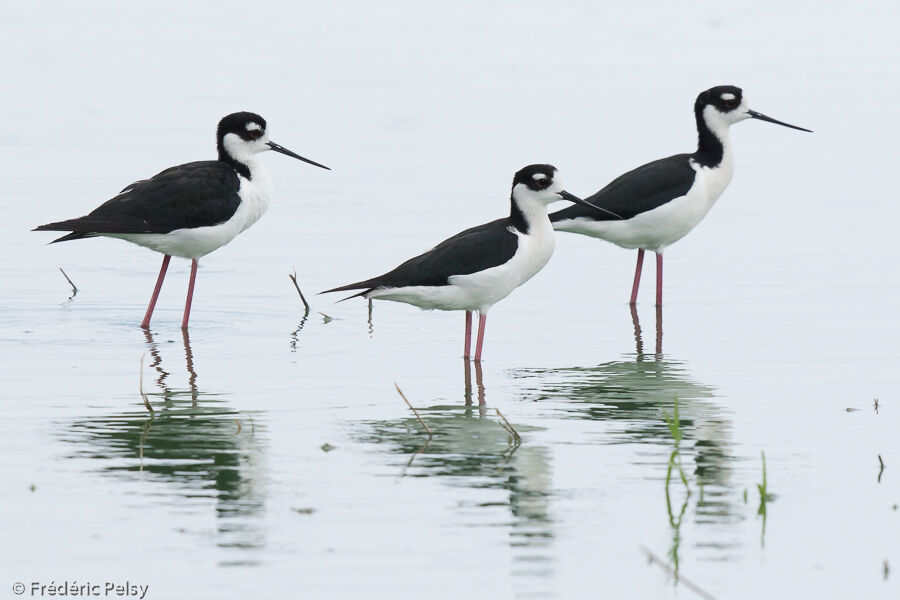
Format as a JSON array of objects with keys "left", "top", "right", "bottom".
[
  {"left": 33, "top": 220, "right": 96, "bottom": 244},
  {"left": 49, "top": 232, "right": 92, "bottom": 243},
  {"left": 320, "top": 279, "right": 381, "bottom": 302}
]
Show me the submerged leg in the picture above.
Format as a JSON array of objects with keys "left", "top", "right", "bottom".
[
  {"left": 655, "top": 252, "right": 663, "bottom": 307},
  {"left": 141, "top": 254, "right": 171, "bottom": 329},
  {"left": 474, "top": 313, "right": 488, "bottom": 362},
  {"left": 181, "top": 259, "right": 199, "bottom": 330},
  {"left": 629, "top": 249, "right": 645, "bottom": 305},
  {"left": 464, "top": 310, "right": 473, "bottom": 358}
]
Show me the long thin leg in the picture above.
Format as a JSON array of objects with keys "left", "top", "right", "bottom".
[
  {"left": 655, "top": 252, "right": 663, "bottom": 307},
  {"left": 141, "top": 254, "right": 171, "bottom": 329},
  {"left": 181, "top": 259, "right": 198, "bottom": 330},
  {"left": 464, "top": 310, "right": 473, "bottom": 358},
  {"left": 629, "top": 249, "right": 645, "bottom": 305},
  {"left": 474, "top": 313, "right": 488, "bottom": 362}
]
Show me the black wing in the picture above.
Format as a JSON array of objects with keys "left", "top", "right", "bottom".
[
  {"left": 550, "top": 154, "right": 697, "bottom": 223},
  {"left": 34, "top": 161, "right": 242, "bottom": 240},
  {"left": 323, "top": 218, "right": 519, "bottom": 296}
]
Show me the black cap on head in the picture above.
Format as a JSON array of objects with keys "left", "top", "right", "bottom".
[
  {"left": 512, "top": 164, "right": 558, "bottom": 192},
  {"left": 217, "top": 111, "right": 267, "bottom": 143},
  {"left": 696, "top": 85, "right": 743, "bottom": 114}
]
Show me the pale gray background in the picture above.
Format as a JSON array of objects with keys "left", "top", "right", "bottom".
[{"left": 1, "top": 1, "right": 898, "bottom": 598}]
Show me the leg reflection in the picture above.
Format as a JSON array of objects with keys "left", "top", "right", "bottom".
[
  {"left": 655, "top": 303, "right": 663, "bottom": 355},
  {"left": 463, "top": 358, "right": 487, "bottom": 417},
  {"left": 630, "top": 304, "right": 644, "bottom": 356},
  {"left": 629, "top": 304, "right": 663, "bottom": 357},
  {"left": 182, "top": 328, "right": 197, "bottom": 405}
]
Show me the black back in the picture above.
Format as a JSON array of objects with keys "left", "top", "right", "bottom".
[
  {"left": 34, "top": 161, "right": 242, "bottom": 238},
  {"left": 550, "top": 154, "right": 696, "bottom": 223},
  {"left": 323, "top": 218, "right": 520, "bottom": 295}
]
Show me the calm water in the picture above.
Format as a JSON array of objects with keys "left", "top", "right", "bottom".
[{"left": 2, "top": 1, "right": 899, "bottom": 598}]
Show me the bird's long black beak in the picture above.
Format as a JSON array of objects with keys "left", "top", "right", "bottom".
[
  {"left": 746, "top": 110, "right": 812, "bottom": 133},
  {"left": 558, "top": 191, "right": 623, "bottom": 220},
  {"left": 267, "top": 141, "right": 331, "bottom": 170}
]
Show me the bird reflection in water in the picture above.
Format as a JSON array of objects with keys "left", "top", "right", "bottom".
[
  {"left": 513, "top": 306, "right": 739, "bottom": 565},
  {"left": 360, "top": 361, "right": 556, "bottom": 597},
  {"left": 64, "top": 329, "right": 266, "bottom": 561}
]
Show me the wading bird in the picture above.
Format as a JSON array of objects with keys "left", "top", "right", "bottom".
[
  {"left": 34, "top": 112, "right": 329, "bottom": 329},
  {"left": 323, "top": 164, "right": 602, "bottom": 360},
  {"left": 550, "top": 85, "right": 810, "bottom": 306}
]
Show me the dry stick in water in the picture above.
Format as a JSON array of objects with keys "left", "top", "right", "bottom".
[
  {"left": 394, "top": 383, "right": 433, "bottom": 438},
  {"left": 639, "top": 546, "right": 719, "bottom": 600},
  {"left": 289, "top": 267, "right": 311, "bottom": 311},
  {"left": 139, "top": 353, "right": 153, "bottom": 414},
  {"left": 495, "top": 408, "right": 521, "bottom": 443},
  {"left": 59, "top": 267, "right": 78, "bottom": 294}
]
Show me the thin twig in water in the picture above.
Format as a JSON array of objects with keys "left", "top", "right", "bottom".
[
  {"left": 495, "top": 408, "right": 521, "bottom": 443},
  {"left": 639, "top": 546, "right": 719, "bottom": 600},
  {"left": 139, "top": 353, "right": 153, "bottom": 414},
  {"left": 394, "top": 383, "right": 432, "bottom": 438},
  {"left": 59, "top": 267, "right": 78, "bottom": 295},
  {"left": 401, "top": 436, "right": 432, "bottom": 477},
  {"left": 139, "top": 418, "right": 152, "bottom": 472},
  {"left": 878, "top": 454, "right": 885, "bottom": 483},
  {"left": 289, "top": 267, "right": 311, "bottom": 311}
]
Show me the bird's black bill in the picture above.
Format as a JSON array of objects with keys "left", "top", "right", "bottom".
[
  {"left": 267, "top": 141, "right": 331, "bottom": 170},
  {"left": 558, "top": 191, "right": 624, "bottom": 220},
  {"left": 747, "top": 110, "right": 812, "bottom": 133}
]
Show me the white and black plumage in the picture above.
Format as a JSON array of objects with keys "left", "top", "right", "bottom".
[
  {"left": 34, "top": 111, "right": 329, "bottom": 329},
  {"left": 322, "top": 164, "right": 598, "bottom": 361},
  {"left": 551, "top": 85, "right": 811, "bottom": 306}
]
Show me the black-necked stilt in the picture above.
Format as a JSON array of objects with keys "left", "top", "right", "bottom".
[
  {"left": 322, "top": 164, "right": 597, "bottom": 361},
  {"left": 550, "top": 85, "right": 811, "bottom": 306},
  {"left": 34, "top": 111, "right": 329, "bottom": 329}
]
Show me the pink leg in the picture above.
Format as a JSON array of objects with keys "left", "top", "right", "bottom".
[
  {"left": 141, "top": 255, "right": 171, "bottom": 329},
  {"left": 629, "top": 249, "right": 645, "bottom": 305},
  {"left": 655, "top": 252, "right": 663, "bottom": 307},
  {"left": 464, "top": 310, "right": 473, "bottom": 358},
  {"left": 181, "top": 259, "right": 198, "bottom": 330},
  {"left": 474, "top": 313, "right": 487, "bottom": 362}
]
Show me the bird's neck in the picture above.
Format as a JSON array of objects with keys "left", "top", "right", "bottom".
[
  {"left": 509, "top": 196, "right": 550, "bottom": 235},
  {"left": 220, "top": 151, "right": 263, "bottom": 181},
  {"left": 693, "top": 106, "right": 733, "bottom": 169}
]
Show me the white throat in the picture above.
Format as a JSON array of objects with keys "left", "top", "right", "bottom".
[{"left": 222, "top": 133, "right": 264, "bottom": 171}]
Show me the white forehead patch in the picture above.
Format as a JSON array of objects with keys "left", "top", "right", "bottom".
[
  {"left": 246, "top": 122, "right": 263, "bottom": 132},
  {"left": 532, "top": 173, "right": 548, "bottom": 181},
  {"left": 720, "top": 93, "right": 736, "bottom": 101}
]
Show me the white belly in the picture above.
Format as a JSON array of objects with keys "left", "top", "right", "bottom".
[
  {"left": 369, "top": 221, "right": 556, "bottom": 313},
  {"left": 554, "top": 160, "right": 733, "bottom": 253},
  {"left": 104, "top": 169, "right": 271, "bottom": 259}
]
